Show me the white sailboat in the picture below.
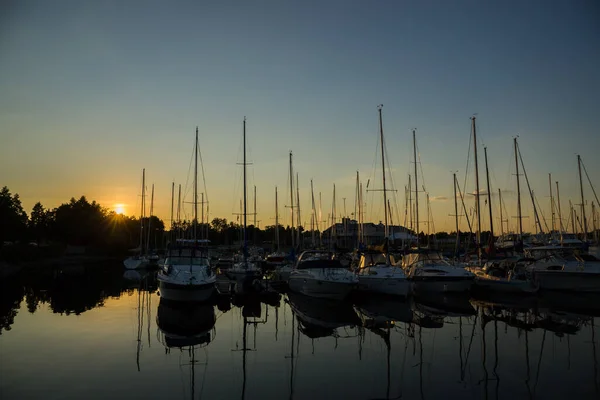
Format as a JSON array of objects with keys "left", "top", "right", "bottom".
[
  {"left": 227, "top": 118, "right": 263, "bottom": 284},
  {"left": 356, "top": 105, "right": 410, "bottom": 297},
  {"left": 124, "top": 168, "right": 151, "bottom": 270},
  {"left": 157, "top": 127, "right": 216, "bottom": 302},
  {"left": 402, "top": 125, "right": 474, "bottom": 293}
]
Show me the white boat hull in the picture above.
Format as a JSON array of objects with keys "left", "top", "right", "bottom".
[{"left": 288, "top": 276, "right": 355, "bottom": 300}]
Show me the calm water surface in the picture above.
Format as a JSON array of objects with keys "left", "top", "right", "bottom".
[{"left": 1, "top": 264, "right": 599, "bottom": 399}]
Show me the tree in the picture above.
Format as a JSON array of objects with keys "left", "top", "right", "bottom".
[
  {"left": 0, "top": 186, "right": 28, "bottom": 243},
  {"left": 30, "top": 202, "right": 52, "bottom": 244},
  {"left": 52, "top": 196, "right": 107, "bottom": 246}
]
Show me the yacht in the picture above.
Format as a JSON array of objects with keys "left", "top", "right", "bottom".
[
  {"left": 157, "top": 239, "right": 216, "bottom": 302},
  {"left": 402, "top": 251, "right": 475, "bottom": 293},
  {"left": 467, "top": 257, "right": 538, "bottom": 294},
  {"left": 524, "top": 246, "right": 600, "bottom": 292},
  {"left": 288, "top": 250, "right": 357, "bottom": 300},
  {"left": 355, "top": 251, "right": 410, "bottom": 297}
]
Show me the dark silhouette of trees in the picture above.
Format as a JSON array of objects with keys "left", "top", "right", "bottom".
[{"left": 0, "top": 186, "right": 28, "bottom": 243}]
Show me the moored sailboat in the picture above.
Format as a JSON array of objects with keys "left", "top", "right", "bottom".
[{"left": 157, "top": 127, "right": 216, "bottom": 302}]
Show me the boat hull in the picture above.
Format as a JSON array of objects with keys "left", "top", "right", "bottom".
[
  {"left": 123, "top": 257, "right": 148, "bottom": 270},
  {"left": 158, "top": 280, "right": 215, "bottom": 302},
  {"left": 473, "top": 277, "right": 538, "bottom": 293},
  {"left": 288, "top": 276, "right": 355, "bottom": 300},
  {"left": 357, "top": 276, "right": 410, "bottom": 297},
  {"left": 532, "top": 270, "right": 600, "bottom": 292},
  {"left": 411, "top": 277, "right": 473, "bottom": 293}
]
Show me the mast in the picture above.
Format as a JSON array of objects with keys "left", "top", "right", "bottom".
[
  {"left": 289, "top": 151, "right": 295, "bottom": 249},
  {"left": 201, "top": 193, "right": 204, "bottom": 240},
  {"left": 275, "top": 187, "right": 279, "bottom": 251},
  {"left": 139, "top": 168, "right": 145, "bottom": 254},
  {"left": 514, "top": 137, "right": 523, "bottom": 238},
  {"left": 378, "top": 104, "right": 389, "bottom": 238},
  {"left": 254, "top": 185, "right": 257, "bottom": 245},
  {"left": 592, "top": 201, "right": 598, "bottom": 244},
  {"left": 484, "top": 146, "right": 494, "bottom": 248},
  {"left": 177, "top": 184, "right": 181, "bottom": 239},
  {"left": 472, "top": 117, "right": 482, "bottom": 259},
  {"left": 170, "top": 182, "right": 174, "bottom": 231},
  {"left": 413, "top": 130, "right": 419, "bottom": 247},
  {"left": 243, "top": 118, "right": 247, "bottom": 263},
  {"left": 355, "top": 171, "right": 359, "bottom": 248},
  {"left": 556, "top": 181, "right": 563, "bottom": 243},
  {"left": 311, "top": 179, "right": 316, "bottom": 247},
  {"left": 296, "top": 173, "right": 301, "bottom": 248},
  {"left": 498, "top": 189, "right": 504, "bottom": 237},
  {"left": 408, "top": 174, "right": 413, "bottom": 232},
  {"left": 578, "top": 154, "right": 588, "bottom": 241},
  {"left": 331, "top": 184, "right": 337, "bottom": 248},
  {"left": 549, "top": 174, "right": 555, "bottom": 234},
  {"left": 146, "top": 183, "right": 154, "bottom": 252},
  {"left": 319, "top": 191, "right": 323, "bottom": 247},
  {"left": 194, "top": 127, "right": 198, "bottom": 242},
  {"left": 454, "top": 173, "right": 460, "bottom": 257}
]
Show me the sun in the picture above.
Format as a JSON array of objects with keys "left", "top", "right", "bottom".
[{"left": 114, "top": 204, "right": 126, "bottom": 215}]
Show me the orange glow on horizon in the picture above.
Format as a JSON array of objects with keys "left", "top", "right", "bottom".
[{"left": 114, "top": 204, "right": 126, "bottom": 215}]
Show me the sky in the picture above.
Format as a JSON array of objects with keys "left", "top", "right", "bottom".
[{"left": 1, "top": 0, "right": 599, "bottom": 233}]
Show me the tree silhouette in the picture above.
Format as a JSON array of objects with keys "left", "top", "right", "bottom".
[{"left": 0, "top": 186, "right": 28, "bottom": 243}]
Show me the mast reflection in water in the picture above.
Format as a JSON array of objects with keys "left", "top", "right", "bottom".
[{"left": 0, "top": 267, "right": 599, "bottom": 399}]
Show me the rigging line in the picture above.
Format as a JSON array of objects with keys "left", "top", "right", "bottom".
[
  {"left": 517, "top": 143, "right": 543, "bottom": 233},
  {"left": 581, "top": 158, "right": 600, "bottom": 206}
]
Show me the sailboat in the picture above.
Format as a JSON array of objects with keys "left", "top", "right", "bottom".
[
  {"left": 355, "top": 105, "right": 410, "bottom": 297},
  {"left": 124, "top": 168, "right": 153, "bottom": 270},
  {"left": 157, "top": 127, "right": 216, "bottom": 302},
  {"left": 402, "top": 125, "right": 474, "bottom": 293},
  {"left": 227, "top": 118, "right": 263, "bottom": 285}
]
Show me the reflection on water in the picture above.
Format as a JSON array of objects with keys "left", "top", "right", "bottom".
[{"left": 0, "top": 264, "right": 599, "bottom": 399}]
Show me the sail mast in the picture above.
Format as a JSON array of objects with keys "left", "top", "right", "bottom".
[
  {"left": 413, "top": 130, "right": 419, "bottom": 247},
  {"left": 408, "top": 174, "right": 413, "bottom": 233},
  {"left": 549, "top": 173, "right": 555, "bottom": 234},
  {"left": 498, "top": 189, "right": 504, "bottom": 237},
  {"left": 378, "top": 104, "right": 388, "bottom": 238},
  {"left": 177, "top": 184, "right": 181, "bottom": 239},
  {"left": 170, "top": 182, "right": 174, "bottom": 231},
  {"left": 454, "top": 173, "right": 460, "bottom": 257},
  {"left": 147, "top": 183, "right": 154, "bottom": 252},
  {"left": 296, "top": 173, "right": 301, "bottom": 248},
  {"left": 289, "top": 151, "right": 295, "bottom": 249},
  {"left": 243, "top": 118, "right": 247, "bottom": 263},
  {"left": 556, "top": 181, "right": 563, "bottom": 243},
  {"left": 194, "top": 127, "right": 198, "bottom": 242},
  {"left": 275, "top": 187, "right": 279, "bottom": 251},
  {"left": 472, "top": 117, "right": 482, "bottom": 260},
  {"left": 578, "top": 154, "right": 588, "bottom": 241},
  {"left": 311, "top": 179, "right": 316, "bottom": 247},
  {"left": 514, "top": 137, "right": 523, "bottom": 239},
  {"left": 139, "top": 168, "right": 145, "bottom": 254},
  {"left": 484, "top": 146, "right": 494, "bottom": 249},
  {"left": 253, "top": 185, "right": 257, "bottom": 245}
]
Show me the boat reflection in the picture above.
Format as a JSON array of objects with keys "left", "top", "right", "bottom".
[
  {"left": 286, "top": 291, "right": 360, "bottom": 340},
  {"left": 156, "top": 297, "right": 216, "bottom": 400}
]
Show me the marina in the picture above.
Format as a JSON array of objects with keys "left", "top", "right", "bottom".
[{"left": 1, "top": 265, "right": 599, "bottom": 399}]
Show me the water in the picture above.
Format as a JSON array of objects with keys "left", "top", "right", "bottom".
[{"left": 1, "top": 264, "right": 599, "bottom": 400}]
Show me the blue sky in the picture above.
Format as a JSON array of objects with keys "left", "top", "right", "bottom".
[{"left": 1, "top": 0, "right": 598, "bottom": 233}]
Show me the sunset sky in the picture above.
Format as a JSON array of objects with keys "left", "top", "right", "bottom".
[{"left": 1, "top": 0, "right": 598, "bottom": 233}]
